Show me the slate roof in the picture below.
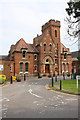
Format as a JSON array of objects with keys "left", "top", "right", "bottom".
[
  {"left": 0, "top": 55, "right": 10, "bottom": 61},
  {"left": 71, "top": 51, "right": 80, "bottom": 58}
]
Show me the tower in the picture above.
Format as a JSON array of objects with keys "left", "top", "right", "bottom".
[{"left": 42, "top": 19, "right": 61, "bottom": 75}]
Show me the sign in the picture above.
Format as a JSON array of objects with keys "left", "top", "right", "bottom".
[
  {"left": 0, "top": 65, "right": 4, "bottom": 71},
  {"left": 76, "top": 75, "right": 80, "bottom": 88},
  {"left": 12, "top": 76, "right": 16, "bottom": 81}
]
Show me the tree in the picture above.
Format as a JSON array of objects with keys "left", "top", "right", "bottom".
[{"left": 65, "top": 0, "right": 80, "bottom": 38}]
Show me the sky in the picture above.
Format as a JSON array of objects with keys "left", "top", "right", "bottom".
[{"left": 0, "top": 0, "right": 78, "bottom": 55}]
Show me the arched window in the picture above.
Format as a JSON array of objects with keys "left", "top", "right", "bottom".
[
  {"left": 49, "top": 44, "right": 52, "bottom": 52},
  {"left": 62, "top": 63, "right": 65, "bottom": 72},
  {"left": 44, "top": 44, "right": 46, "bottom": 52},
  {"left": 34, "top": 54, "right": 37, "bottom": 60},
  {"left": 46, "top": 59, "right": 49, "bottom": 62},
  {"left": 55, "top": 30, "right": 57, "bottom": 37},
  {"left": 64, "top": 53, "right": 67, "bottom": 59},
  {"left": 66, "top": 63, "right": 69, "bottom": 72}
]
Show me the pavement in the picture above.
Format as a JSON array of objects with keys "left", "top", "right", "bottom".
[{"left": 0, "top": 77, "right": 79, "bottom": 119}]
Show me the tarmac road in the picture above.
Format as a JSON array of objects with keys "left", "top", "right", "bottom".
[{"left": 1, "top": 77, "right": 79, "bottom": 118}]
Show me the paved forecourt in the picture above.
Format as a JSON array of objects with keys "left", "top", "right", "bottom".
[{"left": 1, "top": 77, "right": 79, "bottom": 118}]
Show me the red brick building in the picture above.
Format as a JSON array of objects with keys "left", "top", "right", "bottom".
[
  {"left": 0, "top": 19, "right": 72, "bottom": 79},
  {"left": 72, "top": 51, "right": 80, "bottom": 75}
]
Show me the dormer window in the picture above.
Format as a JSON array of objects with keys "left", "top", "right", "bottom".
[
  {"left": 22, "top": 51, "right": 26, "bottom": 58},
  {"left": 34, "top": 54, "right": 37, "bottom": 60}
]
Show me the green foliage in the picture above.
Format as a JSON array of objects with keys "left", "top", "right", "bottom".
[
  {"left": 0, "top": 75, "right": 6, "bottom": 84},
  {"left": 67, "top": 72, "right": 70, "bottom": 77},
  {"left": 16, "top": 77, "right": 21, "bottom": 80},
  {"left": 65, "top": 0, "right": 80, "bottom": 38},
  {"left": 66, "top": 1, "right": 80, "bottom": 18}
]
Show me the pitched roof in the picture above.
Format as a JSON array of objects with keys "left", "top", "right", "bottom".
[
  {"left": 9, "top": 38, "right": 39, "bottom": 54},
  {"left": 0, "top": 55, "right": 10, "bottom": 61},
  {"left": 71, "top": 51, "right": 80, "bottom": 58},
  {"left": 60, "top": 43, "right": 71, "bottom": 54}
]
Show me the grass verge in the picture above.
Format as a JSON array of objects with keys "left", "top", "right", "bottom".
[{"left": 49, "top": 79, "right": 80, "bottom": 95}]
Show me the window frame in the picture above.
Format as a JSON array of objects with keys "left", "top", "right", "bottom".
[
  {"left": 49, "top": 43, "right": 52, "bottom": 52},
  {"left": 20, "top": 62, "right": 23, "bottom": 73},
  {"left": 34, "top": 54, "right": 37, "bottom": 60},
  {"left": 22, "top": 51, "right": 26, "bottom": 58},
  {"left": 55, "top": 30, "right": 57, "bottom": 37},
  {"left": 34, "top": 65, "right": 37, "bottom": 72},
  {"left": 25, "top": 62, "right": 28, "bottom": 73}
]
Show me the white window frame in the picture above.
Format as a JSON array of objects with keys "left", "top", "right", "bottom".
[
  {"left": 25, "top": 62, "right": 29, "bottom": 73},
  {"left": 20, "top": 62, "right": 23, "bottom": 73},
  {"left": 10, "top": 65, "right": 13, "bottom": 73},
  {"left": 34, "top": 65, "right": 37, "bottom": 72},
  {"left": 34, "top": 54, "right": 37, "bottom": 60}
]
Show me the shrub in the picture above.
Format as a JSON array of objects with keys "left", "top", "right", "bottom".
[
  {"left": 67, "top": 72, "right": 70, "bottom": 77},
  {"left": 16, "top": 77, "right": 21, "bottom": 82},
  {"left": 0, "top": 75, "right": 6, "bottom": 84}
]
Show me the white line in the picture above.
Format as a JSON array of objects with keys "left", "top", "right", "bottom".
[
  {"left": 28, "top": 89, "right": 42, "bottom": 98},
  {"left": 0, "top": 98, "right": 10, "bottom": 102}
]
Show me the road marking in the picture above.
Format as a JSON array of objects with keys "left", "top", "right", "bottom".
[
  {"left": 44, "top": 106, "right": 47, "bottom": 108},
  {"left": 28, "top": 89, "right": 42, "bottom": 98},
  {"left": 0, "top": 108, "right": 7, "bottom": 112},
  {"left": 66, "top": 98, "right": 78, "bottom": 101},
  {"left": 0, "top": 98, "right": 10, "bottom": 102},
  {"left": 33, "top": 101, "right": 38, "bottom": 104},
  {"left": 35, "top": 82, "right": 38, "bottom": 84}
]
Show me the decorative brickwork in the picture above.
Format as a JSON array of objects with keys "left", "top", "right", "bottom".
[{"left": 0, "top": 19, "right": 72, "bottom": 79}]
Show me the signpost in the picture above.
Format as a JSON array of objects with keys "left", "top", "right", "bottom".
[{"left": 76, "top": 75, "right": 80, "bottom": 88}]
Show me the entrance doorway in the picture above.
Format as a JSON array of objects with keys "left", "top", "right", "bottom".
[{"left": 45, "top": 64, "right": 50, "bottom": 73}]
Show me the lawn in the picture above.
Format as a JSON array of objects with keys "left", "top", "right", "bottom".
[{"left": 61, "top": 79, "right": 80, "bottom": 92}]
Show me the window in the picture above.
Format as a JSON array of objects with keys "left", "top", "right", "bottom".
[
  {"left": 20, "top": 62, "right": 23, "bottom": 72},
  {"left": 49, "top": 44, "right": 52, "bottom": 52},
  {"left": 22, "top": 51, "right": 26, "bottom": 58},
  {"left": 64, "top": 53, "right": 67, "bottom": 59},
  {"left": 46, "top": 59, "right": 49, "bottom": 62},
  {"left": 25, "top": 63, "right": 28, "bottom": 72},
  {"left": 34, "top": 65, "right": 37, "bottom": 72},
  {"left": 63, "top": 48, "right": 64, "bottom": 53},
  {"left": 44, "top": 44, "right": 46, "bottom": 52},
  {"left": 34, "top": 54, "right": 37, "bottom": 60},
  {"left": 66, "top": 63, "right": 69, "bottom": 72},
  {"left": 55, "top": 30, "right": 57, "bottom": 37},
  {"left": 62, "top": 63, "right": 65, "bottom": 72},
  {"left": 10, "top": 65, "right": 12, "bottom": 73}
]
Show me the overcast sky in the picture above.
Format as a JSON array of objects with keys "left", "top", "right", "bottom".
[{"left": 0, "top": 0, "right": 78, "bottom": 55}]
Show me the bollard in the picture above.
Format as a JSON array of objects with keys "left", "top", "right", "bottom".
[
  {"left": 63, "top": 75, "right": 65, "bottom": 80},
  {"left": 55, "top": 76, "right": 57, "bottom": 82},
  {"left": 71, "top": 74, "right": 72, "bottom": 79},
  {"left": 60, "top": 80, "right": 62, "bottom": 90},
  {"left": 24, "top": 74, "right": 26, "bottom": 81},
  {"left": 10, "top": 76, "right": 13, "bottom": 84},
  {"left": 52, "top": 77, "right": 54, "bottom": 87}
]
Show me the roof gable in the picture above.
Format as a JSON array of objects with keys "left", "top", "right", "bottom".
[{"left": 9, "top": 38, "right": 39, "bottom": 54}]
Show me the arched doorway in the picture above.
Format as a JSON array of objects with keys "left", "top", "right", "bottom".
[
  {"left": 42, "top": 56, "right": 54, "bottom": 76},
  {"left": 45, "top": 64, "right": 50, "bottom": 73}
]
